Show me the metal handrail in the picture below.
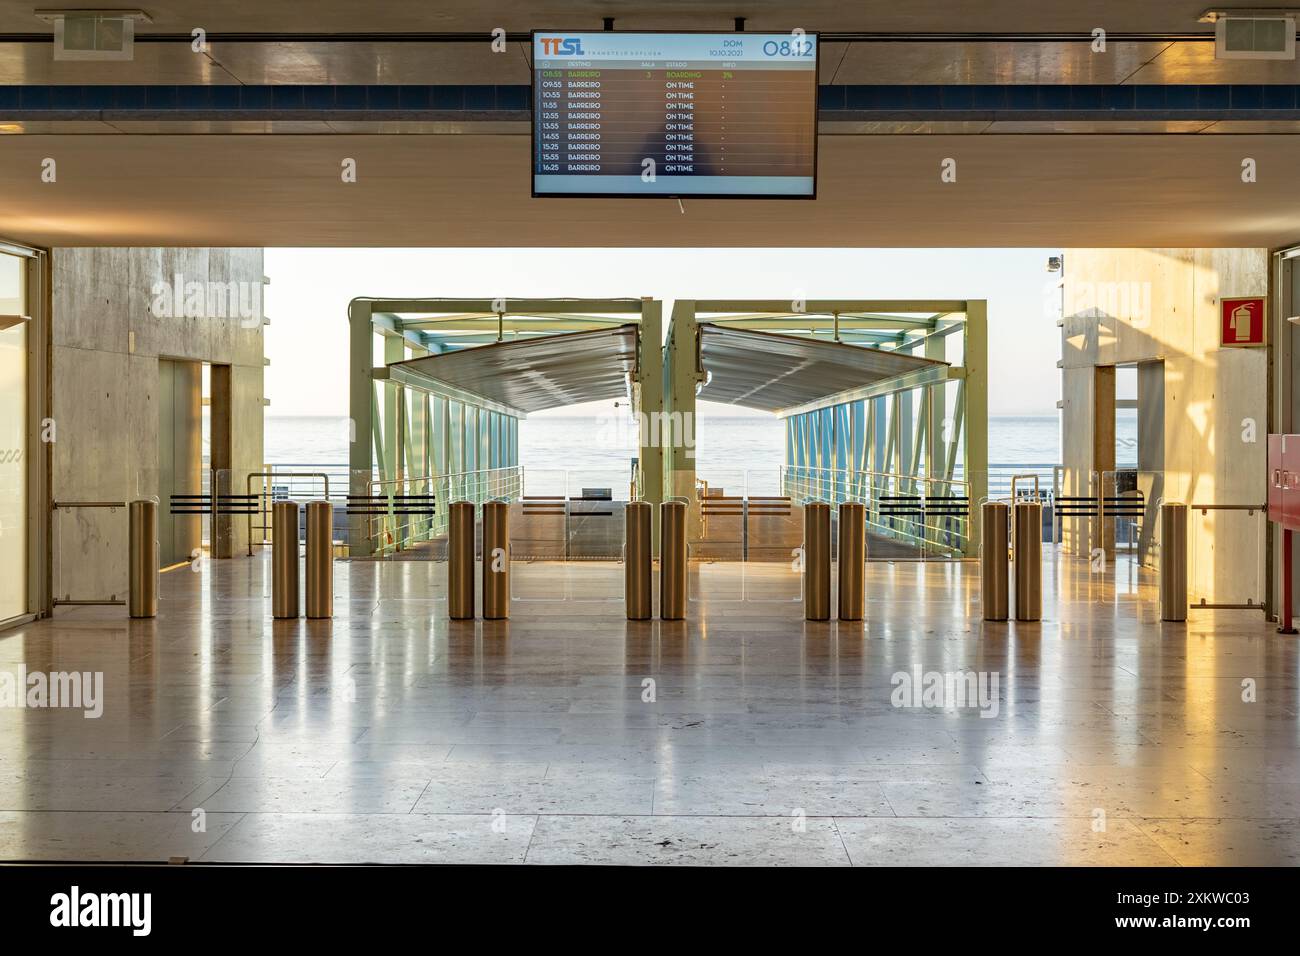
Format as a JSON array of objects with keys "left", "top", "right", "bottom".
[
  {"left": 778, "top": 464, "right": 973, "bottom": 489},
  {"left": 778, "top": 466, "right": 973, "bottom": 502},
  {"left": 246, "top": 471, "right": 331, "bottom": 556},
  {"left": 367, "top": 464, "right": 520, "bottom": 490},
  {"left": 1009, "top": 473, "right": 1041, "bottom": 503},
  {"left": 365, "top": 465, "right": 523, "bottom": 555},
  {"left": 778, "top": 465, "right": 973, "bottom": 556}
]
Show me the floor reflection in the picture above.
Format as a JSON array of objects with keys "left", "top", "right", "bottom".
[{"left": 0, "top": 551, "right": 1295, "bottom": 865}]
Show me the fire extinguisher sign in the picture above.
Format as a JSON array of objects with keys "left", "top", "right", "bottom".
[{"left": 1220, "top": 296, "right": 1266, "bottom": 348}]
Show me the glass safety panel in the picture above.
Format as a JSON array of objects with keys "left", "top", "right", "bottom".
[
  {"left": 510, "top": 469, "right": 568, "bottom": 601},
  {"left": 743, "top": 490, "right": 803, "bottom": 603},
  {"left": 563, "top": 477, "right": 625, "bottom": 604}
]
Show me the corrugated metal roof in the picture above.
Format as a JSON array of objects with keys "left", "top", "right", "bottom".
[
  {"left": 387, "top": 323, "right": 638, "bottom": 413},
  {"left": 696, "top": 323, "right": 948, "bottom": 412}
]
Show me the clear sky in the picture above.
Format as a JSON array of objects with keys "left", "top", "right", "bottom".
[{"left": 264, "top": 247, "right": 1063, "bottom": 418}]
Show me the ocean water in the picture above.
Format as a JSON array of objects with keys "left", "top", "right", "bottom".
[{"left": 264, "top": 411, "right": 1138, "bottom": 480}]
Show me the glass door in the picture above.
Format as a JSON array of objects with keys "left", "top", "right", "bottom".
[{"left": 0, "top": 252, "right": 27, "bottom": 621}]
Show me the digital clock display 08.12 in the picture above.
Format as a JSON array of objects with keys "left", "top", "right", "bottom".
[{"left": 532, "top": 31, "right": 818, "bottom": 198}]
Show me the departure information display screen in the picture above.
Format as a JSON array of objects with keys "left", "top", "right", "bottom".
[{"left": 532, "top": 31, "right": 818, "bottom": 198}]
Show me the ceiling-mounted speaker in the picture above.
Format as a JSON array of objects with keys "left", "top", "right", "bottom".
[{"left": 1215, "top": 16, "right": 1296, "bottom": 59}]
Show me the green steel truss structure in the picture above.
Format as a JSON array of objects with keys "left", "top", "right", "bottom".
[
  {"left": 665, "top": 300, "right": 988, "bottom": 557},
  {"left": 348, "top": 297, "right": 664, "bottom": 555},
  {"left": 348, "top": 296, "right": 986, "bottom": 558}
]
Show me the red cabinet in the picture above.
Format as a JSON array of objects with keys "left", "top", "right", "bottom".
[{"left": 1269, "top": 434, "right": 1300, "bottom": 531}]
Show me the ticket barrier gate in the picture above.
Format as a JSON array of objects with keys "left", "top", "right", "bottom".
[
  {"left": 271, "top": 498, "right": 335, "bottom": 620},
  {"left": 447, "top": 500, "right": 512, "bottom": 621},
  {"left": 1160, "top": 503, "right": 1187, "bottom": 622},
  {"left": 128, "top": 499, "right": 158, "bottom": 619},
  {"left": 448, "top": 501, "right": 475, "bottom": 620},
  {"left": 660, "top": 501, "right": 688, "bottom": 620},
  {"left": 483, "top": 501, "right": 510, "bottom": 620},
  {"left": 272, "top": 500, "right": 300, "bottom": 619},
  {"left": 803, "top": 503, "right": 832, "bottom": 621},
  {"left": 980, "top": 502, "right": 1009, "bottom": 621},
  {"left": 625, "top": 500, "right": 653, "bottom": 620},
  {"left": 305, "top": 499, "right": 333, "bottom": 619},
  {"left": 1013, "top": 501, "right": 1042, "bottom": 621},
  {"left": 981, "top": 501, "right": 1043, "bottom": 623},
  {"left": 837, "top": 502, "right": 866, "bottom": 621}
]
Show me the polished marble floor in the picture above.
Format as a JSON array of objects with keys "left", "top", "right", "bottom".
[{"left": 1, "top": 552, "right": 1297, "bottom": 865}]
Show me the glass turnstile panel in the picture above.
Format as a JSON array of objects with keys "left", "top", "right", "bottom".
[
  {"left": 688, "top": 493, "right": 744, "bottom": 602},
  {"left": 866, "top": 474, "right": 927, "bottom": 562},
  {"left": 508, "top": 473, "right": 626, "bottom": 604},
  {"left": 564, "top": 491, "right": 624, "bottom": 604},
  {"left": 1188, "top": 504, "right": 1264, "bottom": 611},
  {"left": 744, "top": 496, "right": 803, "bottom": 602},
  {"left": 510, "top": 497, "right": 567, "bottom": 601}
]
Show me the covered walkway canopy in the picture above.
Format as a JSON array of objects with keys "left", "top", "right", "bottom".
[
  {"left": 348, "top": 298, "right": 665, "bottom": 553},
  {"left": 696, "top": 322, "right": 949, "bottom": 413},
  {"left": 665, "top": 299, "right": 987, "bottom": 556},
  {"left": 388, "top": 322, "right": 639, "bottom": 414},
  {"left": 348, "top": 295, "right": 987, "bottom": 557}
]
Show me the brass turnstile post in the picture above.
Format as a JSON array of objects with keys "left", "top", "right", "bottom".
[
  {"left": 981, "top": 501, "right": 1009, "bottom": 622},
  {"left": 128, "top": 498, "right": 158, "bottom": 619},
  {"left": 804, "top": 502, "right": 832, "bottom": 621},
  {"left": 660, "top": 500, "right": 687, "bottom": 620},
  {"left": 1160, "top": 502, "right": 1188, "bottom": 622},
  {"left": 272, "top": 499, "right": 300, "bottom": 619},
  {"left": 305, "top": 499, "right": 333, "bottom": 619},
  {"left": 625, "top": 500, "right": 653, "bottom": 620},
  {"left": 1013, "top": 501, "right": 1042, "bottom": 622},
  {"left": 448, "top": 501, "right": 475, "bottom": 620},
  {"left": 837, "top": 502, "right": 866, "bottom": 621},
  {"left": 482, "top": 500, "right": 510, "bottom": 620}
]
